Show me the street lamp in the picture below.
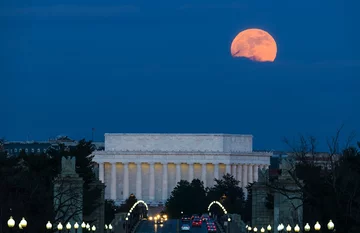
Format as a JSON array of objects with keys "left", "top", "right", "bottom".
[
  {"left": 109, "top": 224, "right": 113, "bottom": 233},
  {"left": 327, "top": 220, "right": 335, "bottom": 231},
  {"left": 105, "top": 224, "right": 108, "bottom": 233},
  {"left": 267, "top": 225, "right": 272, "bottom": 233},
  {"left": 304, "top": 223, "right": 310, "bottom": 232},
  {"left": 66, "top": 222, "right": 72, "bottom": 233},
  {"left": 91, "top": 225, "right": 96, "bottom": 232},
  {"left": 277, "top": 223, "right": 284, "bottom": 233},
  {"left": 227, "top": 217, "right": 232, "bottom": 233},
  {"left": 286, "top": 224, "right": 291, "bottom": 232},
  {"left": 7, "top": 216, "right": 15, "bottom": 233},
  {"left": 81, "top": 222, "right": 86, "bottom": 231},
  {"left": 314, "top": 222, "right": 321, "bottom": 231},
  {"left": 57, "top": 223, "right": 63, "bottom": 233},
  {"left": 74, "top": 222, "right": 79, "bottom": 233},
  {"left": 46, "top": 221, "right": 52, "bottom": 232},
  {"left": 247, "top": 226, "right": 252, "bottom": 232},
  {"left": 294, "top": 224, "right": 300, "bottom": 233},
  {"left": 86, "top": 223, "right": 90, "bottom": 231},
  {"left": 20, "top": 217, "right": 27, "bottom": 232},
  {"left": 254, "top": 227, "right": 258, "bottom": 232},
  {"left": 261, "top": 227, "right": 265, "bottom": 233}
]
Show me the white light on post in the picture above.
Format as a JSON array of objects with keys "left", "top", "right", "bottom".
[
  {"left": 81, "top": 222, "right": 86, "bottom": 229},
  {"left": 286, "top": 224, "right": 291, "bottom": 232},
  {"left": 20, "top": 218, "right": 27, "bottom": 228},
  {"left": 57, "top": 223, "right": 63, "bottom": 231},
  {"left": 46, "top": 221, "right": 52, "bottom": 230},
  {"left": 314, "top": 222, "right": 321, "bottom": 231},
  {"left": 327, "top": 220, "right": 334, "bottom": 230},
  {"left": 294, "top": 224, "right": 300, "bottom": 232},
  {"left": 7, "top": 217, "right": 15, "bottom": 228},
  {"left": 267, "top": 225, "right": 272, "bottom": 231},
  {"left": 261, "top": 227, "right": 265, "bottom": 233},
  {"left": 304, "top": 223, "right": 310, "bottom": 232},
  {"left": 253, "top": 227, "right": 258, "bottom": 232}
]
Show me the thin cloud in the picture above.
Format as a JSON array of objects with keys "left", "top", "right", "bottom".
[{"left": 0, "top": 4, "right": 140, "bottom": 17}]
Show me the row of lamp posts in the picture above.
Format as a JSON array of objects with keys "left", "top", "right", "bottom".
[
  {"left": 7, "top": 217, "right": 114, "bottom": 233},
  {"left": 246, "top": 220, "right": 335, "bottom": 232}
]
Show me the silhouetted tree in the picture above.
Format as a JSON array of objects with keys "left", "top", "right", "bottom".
[
  {"left": 165, "top": 179, "right": 207, "bottom": 218},
  {"left": 267, "top": 128, "right": 360, "bottom": 233},
  {"left": 207, "top": 174, "right": 246, "bottom": 216}
]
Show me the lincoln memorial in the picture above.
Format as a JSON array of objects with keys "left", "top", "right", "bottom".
[{"left": 92, "top": 133, "right": 272, "bottom": 205}]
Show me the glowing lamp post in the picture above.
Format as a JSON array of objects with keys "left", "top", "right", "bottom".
[
  {"left": 74, "top": 222, "right": 79, "bottom": 233},
  {"left": 66, "top": 222, "right": 72, "bottom": 233},
  {"left": 267, "top": 225, "right": 272, "bottom": 233},
  {"left": 304, "top": 223, "right": 310, "bottom": 232},
  {"left": 57, "top": 223, "right": 63, "bottom": 233},
  {"left": 46, "top": 221, "right": 52, "bottom": 233},
  {"left": 314, "top": 222, "right": 321, "bottom": 231},
  {"left": 105, "top": 224, "right": 108, "bottom": 233},
  {"left": 86, "top": 223, "right": 90, "bottom": 232},
  {"left": 247, "top": 226, "right": 252, "bottom": 232},
  {"left": 294, "top": 224, "right": 300, "bottom": 233},
  {"left": 253, "top": 227, "right": 258, "bottom": 232},
  {"left": 91, "top": 225, "right": 96, "bottom": 233},
  {"left": 261, "top": 227, "right": 265, "bottom": 233},
  {"left": 109, "top": 224, "right": 113, "bottom": 233},
  {"left": 7, "top": 216, "right": 15, "bottom": 233},
  {"left": 286, "top": 224, "right": 291, "bottom": 232},
  {"left": 327, "top": 220, "right": 335, "bottom": 231},
  {"left": 20, "top": 217, "right": 27, "bottom": 232},
  {"left": 81, "top": 222, "right": 86, "bottom": 232},
  {"left": 277, "top": 223, "right": 284, "bottom": 233}
]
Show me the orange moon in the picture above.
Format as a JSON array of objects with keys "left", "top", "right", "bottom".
[{"left": 230, "top": 28, "right": 277, "bottom": 62}]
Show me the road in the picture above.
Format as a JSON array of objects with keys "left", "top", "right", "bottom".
[{"left": 135, "top": 219, "right": 211, "bottom": 233}]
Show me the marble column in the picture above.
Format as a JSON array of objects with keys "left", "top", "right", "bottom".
[
  {"left": 231, "top": 164, "right": 237, "bottom": 177},
  {"left": 123, "top": 162, "right": 129, "bottom": 200},
  {"left": 149, "top": 162, "right": 155, "bottom": 201},
  {"left": 214, "top": 163, "right": 219, "bottom": 179},
  {"left": 136, "top": 163, "right": 142, "bottom": 199},
  {"left": 188, "top": 163, "right": 194, "bottom": 182},
  {"left": 253, "top": 164, "right": 259, "bottom": 182},
  {"left": 225, "top": 163, "right": 231, "bottom": 175},
  {"left": 98, "top": 162, "right": 104, "bottom": 183},
  {"left": 162, "top": 163, "right": 168, "bottom": 201},
  {"left": 111, "top": 162, "right": 117, "bottom": 200},
  {"left": 237, "top": 164, "right": 242, "bottom": 185},
  {"left": 201, "top": 163, "right": 207, "bottom": 187},
  {"left": 242, "top": 164, "right": 248, "bottom": 188},
  {"left": 248, "top": 164, "right": 254, "bottom": 183},
  {"left": 175, "top": 163, "right": 181, "bottom": 184}
]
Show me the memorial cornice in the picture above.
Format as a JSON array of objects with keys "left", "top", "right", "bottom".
[
  {"left": 92, "top": 150, "right": 272, "bottom": 157},
  {"left": 92, "top": 151, "right": 271, "bottom": 165}
]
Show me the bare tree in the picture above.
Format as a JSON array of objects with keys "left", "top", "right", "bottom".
[
  {"left": 53, "top": 176, "right": 83, "bottom": 224},
  {"left": 266, "top": 127, "right": 360, "bottom": 232}
]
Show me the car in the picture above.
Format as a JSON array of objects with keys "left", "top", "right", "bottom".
[
  {"left": 191, "top": 215, "right": 199, "bottom": 220},
  {"left": 181, "top": 224, "right": 191, "bottom": 231},
  {"left": 207, "top": 223, "right": 217, "bottom": 232},
  {"left": 154, "top": 216, "right": 164, "bottom": 224},
  {"left": 201, "top": 214, "right": 210, "bottom": 222},
  {"left": 192, "top": 218, "right": 202, "bottom": 227},
  {"left": 181, "top": 216, "right": 191, "bottom": 222}
]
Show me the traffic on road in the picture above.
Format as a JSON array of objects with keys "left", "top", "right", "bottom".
[{"left": 135, "top": 213, "right": 218, "bottom": 233}]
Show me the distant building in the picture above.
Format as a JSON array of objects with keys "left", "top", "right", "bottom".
[{"left": 4, "top": 135, "right": 104, "bottom": 156}]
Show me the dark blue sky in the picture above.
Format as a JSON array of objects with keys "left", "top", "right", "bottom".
[{"left": 1, "top": 0, "right": 359, "bottom": 150}]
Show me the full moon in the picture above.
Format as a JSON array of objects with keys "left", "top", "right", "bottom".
[{"left": 230, "top": 28, "right": 277, "bottom": 62}]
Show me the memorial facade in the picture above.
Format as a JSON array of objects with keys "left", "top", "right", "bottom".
[{"left": 92, "top": 133, "right": 272, "bottom": 205}]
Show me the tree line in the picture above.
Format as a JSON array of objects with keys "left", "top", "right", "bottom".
[
  {"left": 165, "top": 174, "right": 253, "bottom": 222},
  {"left": 0, "top": 139, "right": 102, "bottom": 233}
]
